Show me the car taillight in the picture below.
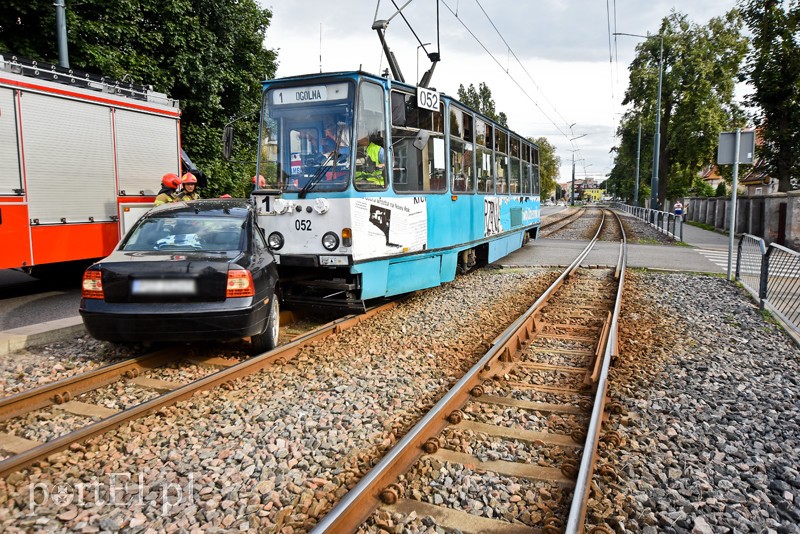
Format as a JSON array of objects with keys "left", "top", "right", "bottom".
[
  {"left": 226, "top": 270, "right": 255, "bottom": 297},
  {"left": 82, "top": 271, "right": 104, "bottom": 299}
]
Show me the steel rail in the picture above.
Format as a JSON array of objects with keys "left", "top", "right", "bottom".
[
  {"left": 0, "top": 310, "right": 297, "bottom": 422},
  {"left": 565, "top": 209, "right": 627, "bottom": 533},
  {"left": 540, "top": 206, "right": 586, "bottom": 236},
  {"left": 0, "top": 303, "right": 397, "bottom": 478},
  {"left": 311, "top": 213, "right": 609, "bottom": 534},
  {"left": 0, "top": 347, "right": 179, "bottom": 422}
]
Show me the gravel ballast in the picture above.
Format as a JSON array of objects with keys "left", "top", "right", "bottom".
[{"left": 0, "top": 266, "right": 796, "bottom": 533}]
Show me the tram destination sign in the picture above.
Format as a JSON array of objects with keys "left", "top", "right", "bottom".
[{"left": 271, "top": 83, "right": 349, "bottom": 105}]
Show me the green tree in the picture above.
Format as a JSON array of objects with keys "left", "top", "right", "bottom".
[
  {"left": 0, "top": 0, "right": 277, "bottom": 197},
  {"left": 615, "top": 10, "right": 748, "bottom": 208},
  {"left": 740, "top": 0, "right": 800, "bottom": 191},
  {"left": 715, "top": 182, "right": 727, "bottom": 197},
  {"left": 457, "top": 82, "right": 508, "bottom": 127},
  {"left": 531, "top": 137, "right": 560, "bottom": 200}
]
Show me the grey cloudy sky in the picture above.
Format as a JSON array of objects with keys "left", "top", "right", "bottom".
[{"left": 262, "top": 0, "right": 739, "bottom": 184}]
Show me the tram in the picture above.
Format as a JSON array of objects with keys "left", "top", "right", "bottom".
[{"left": 249, "top": 71, "right": 541, "bottom": 310}]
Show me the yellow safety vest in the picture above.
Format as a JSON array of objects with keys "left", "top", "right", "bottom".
[{"left": 357, "top": 142, "right": 385, "bottom": 185}]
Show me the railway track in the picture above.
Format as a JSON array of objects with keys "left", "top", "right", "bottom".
[
  {"left": 313, "top": 210, "right": 627, "bottom": 533},
  {"left": 539, "top": 207, "right": 585, "bottom": 237},
  {"left": 0, "top": 306, "right": 398, "bottom": 477}
]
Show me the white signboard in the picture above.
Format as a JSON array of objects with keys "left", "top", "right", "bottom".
[
  {"left": 352, "top": 197, "right": 427, "bottom": 258},
  {"left": 271, "top": 83, "right": 349, "bottom": 105},
  {"left": 416, "top": 86, "right": 440, "bottom": 112}
]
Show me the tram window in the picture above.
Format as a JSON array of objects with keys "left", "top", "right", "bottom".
[
  {"left": 450, "top": 107, "right": 463, "bottom": 137},
  {"left": 510, "top": 156, "right": 521, "bottom": 194},
  {"left": 494, "top": 129, "right": 509, "bottom": 195},
  {"left": 355, "top": 82, "right": 388, "bottom": 192},
  {"left": 463, "top": 114, "right": 473, "bottom": 142},
  {"left": 532, "top": 164, "right": 540, "bottom": 195},
  {"left": 391, "top": 91, "right": 406, "bottom": 126},
  {"left": 259, "top": 116, "right": 280, "bottom": 184},
  {"left": 477, "top": 145, "right": 493, "bottom": 194},
  {"left": 510, "top": 137, "right": 520, "bottom": 159},
  {"left": 450, "top": 138, "right": 474, "bottom": 193},
  {"left": 521, "top": 143, "right": 531, "bottom": 195},
  {"left": 475, "top": 119, "right": 486, "bottom": 146},
  {"left": 390, "top": 90, "right": 446, "bottom": 193}
]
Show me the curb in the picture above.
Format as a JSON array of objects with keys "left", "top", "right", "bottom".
[{"left": 0, "top": 316, "right": 86, "bottom": 357}]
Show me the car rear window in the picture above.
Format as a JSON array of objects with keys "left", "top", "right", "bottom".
[{"left": 123, "top": 216, "right": 245, "bottom": 252}]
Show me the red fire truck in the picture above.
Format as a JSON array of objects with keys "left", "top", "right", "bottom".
[{"left": 0, "top": 54, "right": 183, "bottom": 272}]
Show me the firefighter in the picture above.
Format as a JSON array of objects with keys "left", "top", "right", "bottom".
[
  {"left": 252, "top": 174, "right": 266, "bottom": 193},
  {"left": 154, "top": 173, "right": 181, "bottom": 206},
  {"left": 175, "top": 173, "right": 201, "bottom": 201}
]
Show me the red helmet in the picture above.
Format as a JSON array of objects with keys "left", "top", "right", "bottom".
[
  {"left": 219, "top": 194, "right": 232, "bottom": 198},
  {"left": 252, "top": 175, "right": 266, "bottom": 188},
  {"left": 181, "top": 172, "right": 197, "bottom": 184},
  {"left": 162, "top": 173, "right": 181, "bottom": 188}
]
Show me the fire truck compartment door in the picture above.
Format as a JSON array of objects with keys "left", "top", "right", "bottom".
[
  {"left": 0, "top": 87, "right": 22, "bottom": 195},
  {"left": 21, "top": 92, "right": 117, "bottom": 224},
  {"left": 115, "top": 109, "right": 180, "bottom": 196}
]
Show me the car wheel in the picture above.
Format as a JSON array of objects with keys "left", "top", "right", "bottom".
[{"left": 250, "top": 291, "right": 279, "bottom": 354}]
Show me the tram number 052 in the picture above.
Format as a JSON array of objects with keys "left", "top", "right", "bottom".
[
  {"left": 295, "top": 219, "right": 312, "bottom": 231},
  {"left": 416, "top": 86, "right": 439, "bottom": 112}
]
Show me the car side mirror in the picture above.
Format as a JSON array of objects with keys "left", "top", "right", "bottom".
[{"left": 223, "top": 125, "right": 234, "bottom": 160}]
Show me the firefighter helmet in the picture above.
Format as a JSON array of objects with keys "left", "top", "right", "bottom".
[
  {"left": 252, "top": 175, "right": 266, "bottom": 188},
  {"left": 161, "top": 173, "right": 181, "bottom": 188},
  {"left": 181, "top": 172, "right": 197, "bottom": 184}
]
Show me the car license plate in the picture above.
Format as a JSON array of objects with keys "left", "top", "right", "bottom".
[{"left": 131, "top": 279, "right": 197, "bottom": 295}]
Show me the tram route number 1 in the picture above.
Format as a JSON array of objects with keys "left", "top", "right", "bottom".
[{"left": 417, "top": 86, "right": 439, "bottom": 112}]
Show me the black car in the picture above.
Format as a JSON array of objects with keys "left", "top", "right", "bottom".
[{"left": 79, "top": 199, "right": 280, "bottom": 352}]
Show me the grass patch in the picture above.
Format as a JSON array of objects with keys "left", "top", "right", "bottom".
[{"left": 687, "top": 220, "right": 717, "bottom": 232}]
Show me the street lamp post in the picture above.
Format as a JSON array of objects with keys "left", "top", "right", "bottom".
[{"left": 614, "top": 32, "right": 664, "bottom": 211}]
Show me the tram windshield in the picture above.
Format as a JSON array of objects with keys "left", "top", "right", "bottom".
[{"left": 258, "top": 81, "right": 354, "bottom": 194}]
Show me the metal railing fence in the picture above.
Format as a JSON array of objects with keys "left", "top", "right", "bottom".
[
  {"left": 612, "top": 203, "right": 684, "bottom": 242},
  {"left": 736, "top": 234, "right": 800, "bottom": 338}
]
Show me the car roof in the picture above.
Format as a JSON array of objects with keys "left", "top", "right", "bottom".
[{"left": 148, "top": 198, "right": 252, "bottom": 219}]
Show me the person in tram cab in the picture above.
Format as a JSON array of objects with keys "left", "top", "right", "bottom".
[
  {"left": 322, "top": 121, "right": 351, "bottom": 157},
  {"left": 175, "top": 172, "right": 201, "bottom": 201},
  {"left": 355, "top": 134, "right": 386, "bottom": 186},
  {"left": 154, "top": 173, "right": 181, "bottom": 206}
]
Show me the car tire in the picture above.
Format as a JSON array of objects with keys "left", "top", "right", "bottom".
[{"left": 250, "top": 291, "right": 279, "bottom": 354}]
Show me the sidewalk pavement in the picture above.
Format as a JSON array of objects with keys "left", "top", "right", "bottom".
[{"left": 680, "top": 220, "right": 731, "bottom": 249}]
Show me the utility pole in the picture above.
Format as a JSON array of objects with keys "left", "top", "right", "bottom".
[
  {"left": 634, "top": 119, "right": 642, "bottom": 207},
  {"left": 571, "top": 152, "right": 575, "bottom": 206},
  {"left": 55, "top": 0, "right": 69, "bottom": 68},
  {"left": 652, "top": 36, "right": 664, "bottom": 211}
]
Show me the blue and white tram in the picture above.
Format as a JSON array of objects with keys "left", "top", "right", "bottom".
[{"left": 253, "top": 71, "right": 541, "bottom": 310}]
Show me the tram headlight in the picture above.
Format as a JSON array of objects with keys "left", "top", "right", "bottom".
[
  {"left": 321, "top": 231, "right": 340, "bottom": 251},
  {"left": 267, "top": 232, "right": 284, "bottom": 250}
]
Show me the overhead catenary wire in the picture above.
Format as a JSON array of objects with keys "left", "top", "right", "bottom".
[
  {"left": 440, "top": 0, "right": 575, "bottom": 154},
  {"left": 472, "top": 0, "right": 575, "bottom": 144}
]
